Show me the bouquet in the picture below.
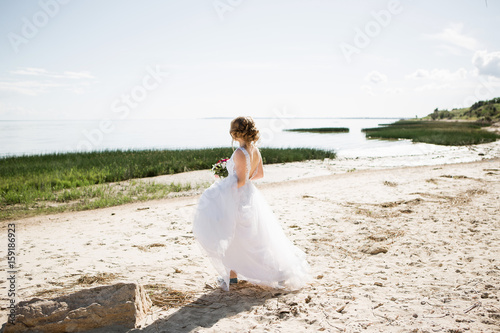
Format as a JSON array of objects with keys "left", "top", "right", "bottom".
[{"left": 212, "top": 158, "right": 229, "bottom": 178}]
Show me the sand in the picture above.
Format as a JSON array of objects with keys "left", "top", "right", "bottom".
[{"left": 1, "top": 141, "right": 499, "bottom": 332}]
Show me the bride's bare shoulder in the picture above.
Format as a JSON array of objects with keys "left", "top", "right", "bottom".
[{"left": 233, "top": 148, "right": 245, "bottom": 161}]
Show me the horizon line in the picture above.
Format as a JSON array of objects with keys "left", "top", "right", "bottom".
[{"left": 0, "top": 116, "right": 410, "bottom": 122}]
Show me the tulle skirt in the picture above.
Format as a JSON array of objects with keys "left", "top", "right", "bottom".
[{"left": 192, "top": 174, "right": 312, "bottom": 291}]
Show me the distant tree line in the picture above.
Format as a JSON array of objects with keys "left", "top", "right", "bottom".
[
  {"left": 427, "top": 97, "right": 500, "bottom": 123},
  {"left": 470, "top": 97, "right": 500, "bottom": 111}
]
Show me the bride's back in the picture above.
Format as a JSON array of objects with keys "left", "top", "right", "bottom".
[{"left": 246, "top": 146, "right": 263, "bottom": 181}]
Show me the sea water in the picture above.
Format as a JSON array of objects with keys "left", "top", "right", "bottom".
[{"left": 0, "top": 118, "right": 457, "bottom": 158}]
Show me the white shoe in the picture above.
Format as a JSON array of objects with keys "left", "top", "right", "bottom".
[{"left": 216, "top": 277, "right": 229, "bottom": 291}]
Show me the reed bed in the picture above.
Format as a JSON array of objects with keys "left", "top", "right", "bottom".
[
  {"left": 362, "top": 120, "right": 499, "bottom": 146},
  {"left": 284, "top": 127, "right": 349, "bottom": 133},
  {"left": 0, "top": 148, "right": 335, "bottom": 220}
]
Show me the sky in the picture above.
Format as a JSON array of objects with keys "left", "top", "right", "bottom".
[{"left": 0, "top": 0, "right": 499, "bottom": 121}]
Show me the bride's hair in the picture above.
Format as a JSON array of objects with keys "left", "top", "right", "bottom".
[{"left": 230, "top": 116, "right": 260, "bottom": 143}]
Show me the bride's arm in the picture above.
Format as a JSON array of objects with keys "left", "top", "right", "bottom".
[{"left": 233, "top": 150, "right": 247, "bottom": 188}]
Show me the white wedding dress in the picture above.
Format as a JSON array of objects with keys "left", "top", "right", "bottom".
[{"left": 192, "top": 147, "right": 312, "bottom": 291}]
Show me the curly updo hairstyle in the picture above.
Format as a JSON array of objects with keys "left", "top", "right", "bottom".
[{"left": 230, "top": 116, "right": 260, "bottom": 144}]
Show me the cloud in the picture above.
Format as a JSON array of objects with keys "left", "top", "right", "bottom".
[
  {"left": 414, "top": 83, "right": 451, "bottom": 92},
  {"left": 10, "top": 67, "right": 95, "bottom": 79},
  {"left": 62, "top": 71, "right": 95, "bottom": 79},
  {"left": 406, "top": 69, "right": 428, "bottom": 79},
  {"left": 360, "top": 85, "right": 376, "bottom": 96},
  {"left": 425, "top": 23, "right": 480, "bottom": 52},
  {"left": 406, "top": 68, "right": 467, "bottom": 81},
  {"left": 0, "top": 68, "right": 96, "bottom": 96},
  {"left": 385, "top": 88, "right": 403, "bottom": 94},
  {"left": 362, "top": 72, "right": 403, "bottom": 96},
  {"left": 10, "top": 68, "right": 49, "bottom": 76},
  {"left": 472, "top": 50, "right": 500, "bottom": 78},
  {"left": 364, "top": 71, "right": 387, "bottom": 84}
]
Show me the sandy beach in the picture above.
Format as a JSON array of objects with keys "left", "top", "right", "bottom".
[{"left": 1, "top": 141, "right": 500, "bottom": 332}]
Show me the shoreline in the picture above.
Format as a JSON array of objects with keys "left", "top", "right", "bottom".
[{"left": 134, "top": 139, "right": 500, "bottom": 190}]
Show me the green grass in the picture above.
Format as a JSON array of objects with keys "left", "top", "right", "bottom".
[
  {"left": 284, "top": 127, "right": 349, "bottom": 133},
  {"left": 362, "top": 120, "right": 500, "bottom": 146},
  {"left": 0, "top": 148, "right": 336, "bottom": 221}
]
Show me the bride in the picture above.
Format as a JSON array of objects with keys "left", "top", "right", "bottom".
[{"left": 192, "top": 116, "right": 312, "bottom": 291}]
